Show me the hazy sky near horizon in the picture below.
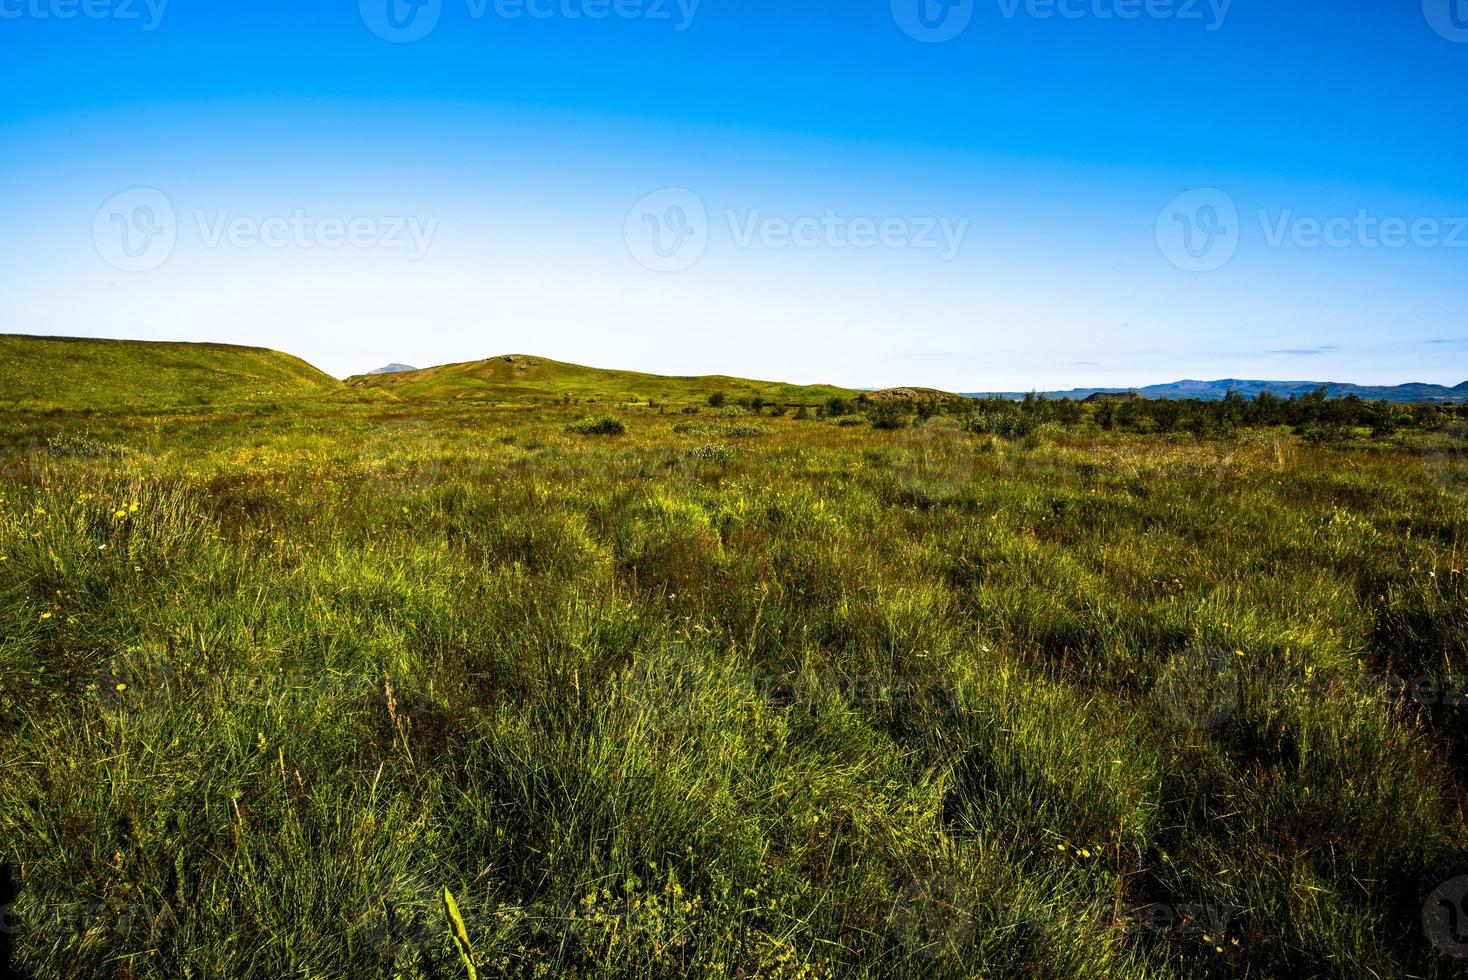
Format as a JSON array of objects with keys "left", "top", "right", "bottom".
[{"left": 2, "top": 1, "right": 1465, "bottom": 389}]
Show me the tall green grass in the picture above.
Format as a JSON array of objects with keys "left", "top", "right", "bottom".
[{"left": 0, "top": 404, "right": 1465, "bottom": 978}]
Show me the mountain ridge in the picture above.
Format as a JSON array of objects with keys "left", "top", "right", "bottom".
[{"left": 967, "top": 378, "right": 1468, "bottom": 404}]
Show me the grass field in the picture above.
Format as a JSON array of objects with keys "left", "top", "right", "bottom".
[{"left": 2, "top": 342, "right": 1467, "bottom": 978}]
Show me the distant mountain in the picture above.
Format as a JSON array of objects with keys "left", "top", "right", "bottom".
[
  {"left": 966, "top": 379, "right": 1468, "bottom": 404},
  {"left": 367, "top": 363, "right": 418, "bottom": 375}
]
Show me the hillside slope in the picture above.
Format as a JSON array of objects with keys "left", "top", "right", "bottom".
[
  {"left": 347, "top": 354, "right": 868, "bottom": 406},
  {"left": 0, "top": 334, "right": 344, "bottom": 411}
]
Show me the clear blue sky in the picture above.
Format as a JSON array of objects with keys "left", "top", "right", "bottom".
[{"left": 2, "top": 0, "right": 1465, "bottom": 388}]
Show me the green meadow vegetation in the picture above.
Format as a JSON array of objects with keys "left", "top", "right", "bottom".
[
  {"left": 0, "top": 336, "right": 345, "bottom": 413},
  {"left": 345, "top": 354, "right": 868, "bottom": 408},
  {"left": 1, "top": 336, "right": 1467, "bottom": 978}
]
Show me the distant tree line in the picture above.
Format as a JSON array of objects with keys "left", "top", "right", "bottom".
[
  {"left": 699, "top": 386, "right": 1468, "bottom": 439},
  {"left": 963, "top": 388, "right": 1468, "bottom": 440}
]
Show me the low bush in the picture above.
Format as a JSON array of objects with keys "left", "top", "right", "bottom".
[{"left": 565, "top": 415, "right": 626, "bottom": 436}]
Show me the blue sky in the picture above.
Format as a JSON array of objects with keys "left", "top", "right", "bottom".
[{"left": 1, "top": 0, "right": 1465, "bottom": 388}]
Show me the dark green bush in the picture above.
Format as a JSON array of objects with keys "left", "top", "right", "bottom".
[
  {"left": 565, "top": 415, "right": 626, "bottom": 436},
  {"left": 869, "top": 402, "right": 909, "bottom": 430}
]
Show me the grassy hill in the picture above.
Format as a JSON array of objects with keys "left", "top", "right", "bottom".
[
  {"left": 347, "top": 353, "right": 868, "bottom": 407},
  {"left": 2, "top": 337, "right": 954, "bottom": 414},
  {"left": 0, "top": 334, "right": 344, "bottom": 412}
]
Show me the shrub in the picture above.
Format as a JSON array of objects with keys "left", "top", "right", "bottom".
[
  {"left": 1299, "top": 422, "right": 1353, "bottom": 447},
  {"left": 706, "top": 391, "right": 727, "bottom": 408},
  {"left": 869, "top": 403, "right": 909, "bottom": 430},
  {"left": 824, "top": 396, "right": 853, "bottom": 417},
  {"left": 46, "top": 433, "right": 130, "bottom": 459},
  {"left": 963, "top": 410, "right": 1038, "bottom": 440},
  {"left": 565, "top": 416, "right": 626, "bottom": 436},
  {"left": 681, "top": 443, "right": 735, "bottom": 464}
]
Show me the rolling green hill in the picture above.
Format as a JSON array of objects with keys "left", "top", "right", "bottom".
[
  {"left": 346, "top": 353, "right": 866, "bottom": 407},
  {"left": 0, "top": 334, "right": 345, "bottom": 412}
]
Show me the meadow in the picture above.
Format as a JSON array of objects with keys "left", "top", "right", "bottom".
[{"left": 2, "top": 364, "right": 1467, "bottom": 978}]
